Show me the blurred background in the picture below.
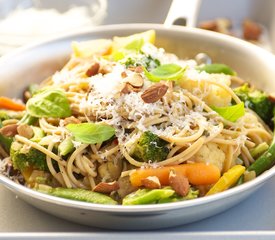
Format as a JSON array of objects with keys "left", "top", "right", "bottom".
[{"left": 0, "top": 0, "right": 275, "bottom": 55}]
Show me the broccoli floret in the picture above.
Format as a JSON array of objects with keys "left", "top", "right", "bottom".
[
  {"left": 0, "top": 111, "right": 9, "bottom": 123},
  {"left": 0, "top": 110, "right": 17, "bottom": 153},
  {"left": 0, "top": 110, "right": 25, "bottom": 122},
  {"left": 234, "top": 84, "right": 274, "bottom": 127},
  {"left": 10, "top": 141, "right": 48, "bottom": 172},
  {"left": 0, "top": 134, "right": 12, "bottom": 153},
  {"left": 132, "top": 131, "right": 169, "bottom": 162}
]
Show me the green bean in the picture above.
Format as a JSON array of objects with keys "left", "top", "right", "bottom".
[{"left": 248, "top": 142, "right": 275, "bottom": 176}]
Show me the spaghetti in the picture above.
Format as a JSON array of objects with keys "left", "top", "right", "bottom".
[{"left": 0, "top": 30, "right": 273, "bottom": 204}]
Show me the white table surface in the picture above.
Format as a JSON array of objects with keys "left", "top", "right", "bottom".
[{"left": 0, "top": 175, "right": 275, "bottom": 237}]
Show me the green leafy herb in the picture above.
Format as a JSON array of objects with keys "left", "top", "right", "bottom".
[
  {"left": 66, "top": 123, "right": 115, "bottom": 144},
  {"left": 143, "top": 64, "right": 185, "bottom": 82},
  {"left": 124, "top": 38, "right": 144, "bottom": 51},
  {"left": 212, "top": 102, "right": 245, "bottom": 122},
  {"left": 58, "top": 137, "right": 75, "bottom": 156},
  {"left": 197, "top": 63, "right": 236, "bottom": 75},
  {"left": 18, "top": 113, "right": 37, "bottom": 125},
  {"left": 111, "top": 38, "right": 144, "bottom": 62},
  {"left": 28, "top": 84, "right": 40, "bottom": 96},
  {"left": 112, "top": 51, "right": 125, "bottom": 61},
  {"left": 26, "top": 88, "right": 71, "bottom": 118}
]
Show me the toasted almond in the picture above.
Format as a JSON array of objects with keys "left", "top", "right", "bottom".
[
  {"left": 243, "top": 19, "right": 262, "bottom": 41},
  {"left": 169, "top": 170, "right": 190, "bottom": 197},
  {"left": 86, "top": 62, "right": 100, "bottom": 77},
  {"left": 141, "top": 176, "right": 161, "bottom": 189},
  {"left": 93, "top": 181, "right": 119, "bottom": 193},
  {"left": 0, "top": 124, "right": 18, "bottom": 137},
  {"left": 63, "top": 116, "right": 81, "bottom": 126},
  {"left": 17, "top": 124, "right": 34, "bottom": 139},
  {"left": 141, "top": 83, "right": 168, "bottom": 103},
  {"left": 126, "top": 73, "right": 144, "bottom": 87},
  {"left": 199, "top": 20, "right": 218, "bottom": 31},
  {"left": 268, "top": 93, "right": 275, "bottom": 103}
]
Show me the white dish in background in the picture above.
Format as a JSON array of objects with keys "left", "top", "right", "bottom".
[
  {"left": 1, "top": 24, "right": 275, "bottom": 230},
  {"left": 197, "top": 0, "right": 275, "bottom": 52},
  {"left": 0, "top": 0, "right": 107, "bottom": 55}
]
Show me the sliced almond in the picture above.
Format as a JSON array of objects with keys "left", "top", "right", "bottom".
[
  {"left": 134, "top": 66, "right": 143, "bottom": 73},
  {"left": 141, "top": 83, "right": 168, "bottom": 103},
  {"left": 169, "top": 170, "right": 190, "bottom": 197},
  {"left": 121, "top": 71, "right": 128, "bottom": 78},
  {"left": 93, "top": 181, "right": 119, "bottom": 193},
  {"left": 126, "top": 73, "right": 144, "bottom": 88},
  {"left": 127, "top": 66, "right": 143, "bottom": 73},
  {"left": 141, "top": 176, "right": 161, "bottom": 189},
  {"left": 0, "top": 124, "right": 18, "bottom": 137},
  {"left": 121, "top": 83, "right": 141, "bottom": 94},
  {"left": 99, "top": 64, "right": 112, "bottom": 75},
  {"left": 86, "top": 62, "right": 100, "bottom": 77},
  {"left": 17, "top": 124, "right": 34, "bottom": 139}
]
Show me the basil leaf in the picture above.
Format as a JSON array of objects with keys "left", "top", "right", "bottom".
[
  {"left": 66, "top": 123, "right": 115, "bottom": 144},
  {"left": 112, "top": 51, "right": 125, "bottom": 61},
  {"left": 212, "top": 102, "right": 245, "bottom": 122},
  {"left": 125, "top": 38, "right": 144, "bottom": 51},
  {"left": 143, "top": 64, "right": 185, "bottom": 82},
  {"left": 26, "top": 88, "right": 71, "bottom": 118},
  {"left": 197, "top": 63, "right": 236, "bottom": 76}
]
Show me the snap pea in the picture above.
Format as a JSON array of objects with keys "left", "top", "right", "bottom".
[
  {"left": 122, "top": 188, "right": 175, "bottom": 205},
  {"left": 38, "top": 186, "right": 118, "bottom": 205},
  {"left": 196, "top": 63, "right": 236, "bottom": 76}
]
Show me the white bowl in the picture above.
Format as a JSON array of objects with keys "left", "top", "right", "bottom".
[
  {"left": 1, "top": 24, "right": 275, "bottom": 230},
  {"left": 0, "top": 0, "right": 107, "bottom": 55}
]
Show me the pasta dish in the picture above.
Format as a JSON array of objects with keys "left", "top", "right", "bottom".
[{"left": 0, "top": 30, "right": 274, "bottom": 205}]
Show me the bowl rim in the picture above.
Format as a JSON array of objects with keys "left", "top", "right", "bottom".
[
  {"left": 1, "top": 23, "right": 275, "bottom": 213},
  {"left": 1, "top": 23, "right": 275, "bottom": 64}
]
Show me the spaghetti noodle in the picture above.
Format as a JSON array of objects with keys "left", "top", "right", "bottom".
[{"left": 0, "top": 30, "right": 273, "bottom": 204}]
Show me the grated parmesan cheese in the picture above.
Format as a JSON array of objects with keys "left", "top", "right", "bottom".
[{"left": 47, "top": 41, "right": 253, "bottom": 157}]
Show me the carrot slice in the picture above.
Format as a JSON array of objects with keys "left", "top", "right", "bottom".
[
  {"left": 130, "top": 163, "right": 221, "bottom": 187},
  {"left": 0, "top": 97, "right": 26, "bottom": 111}
]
